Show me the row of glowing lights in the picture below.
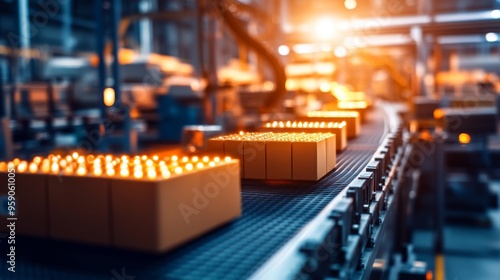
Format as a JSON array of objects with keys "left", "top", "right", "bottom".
[
  {"left": 0, "top": 153, "right": 232, "bottom": 179},
  {"left": 214, "top": 132, "right": 334, "bottom": 141},
  {"left": 337, "top": 100, "right": 369, "bottom": 109},
  {"left": 264, "top": 121, "right": 346, "bottom": 129},
  {"left": 307, "top": 111, "right": 359, "bottom": 118}
]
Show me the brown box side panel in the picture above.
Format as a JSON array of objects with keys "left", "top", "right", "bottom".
[
  {"left": 48, "top": 176, "right": 111, "bottom": 245},
  {"left": 266, "top": 141, "right": 292, "bottom": 180}
]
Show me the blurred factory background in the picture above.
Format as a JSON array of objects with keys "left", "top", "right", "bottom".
[{"left": 0, "top": 0, "right": 499, "bottom": 279}]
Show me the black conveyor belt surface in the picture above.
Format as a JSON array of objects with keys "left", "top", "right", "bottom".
[{"left": 0, "top": 109, "right": 387, "bottom": 280}]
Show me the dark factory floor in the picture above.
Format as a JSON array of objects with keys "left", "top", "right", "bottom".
[{"left": 413, "top": 181, "right": 500, "bottom": 280}]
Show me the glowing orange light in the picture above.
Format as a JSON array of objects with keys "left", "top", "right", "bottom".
[
  {"left": 134, "top": 170, "right": 143, "bottom": 179},
  {"left": 33, "top": 156, "right": 42, "bottom": 164},
  {"left": 106, "top": 168, "right": 115, "bottom": 176},
  {"left": 51, "top": 162, "right": 60, "bottom": 173},
  {"left": 94, "top": 168, "right": 103, "bottom": 176},
  {"left": 433, "top": 109, "right": 444, "bottom": 119},
  {"left": 29, "top": 162, "right": 38, "bottom": 173},
  {"left": 458, "top": 133, "right": 471, "bottom": 145},
  {"left": 120, "top": 169, "right": 129, "bottom": 177},
  {"left": 17, "top": 161, "right": 28, "bottom": 173},
  {"left": 147, "top": 168, "right": 156, "bottom": 180},
  {"left": 161, "top": 169, "right": 171, "bottom": 178}
]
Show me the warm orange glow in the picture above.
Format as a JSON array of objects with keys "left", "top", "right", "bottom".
[
  {"left": 134, "top": 170, "right": 143, "bottom": 179},
  {"left": 147, "top": 168, "right": 156, "bottom": 180},
  {"left": 426, "top": 270, "right": 433, "bottom": 280},
  {"left": 319, "top": 82, "right": 331, "bottom": 93},
  {"left": 17, "top": 161, "right": 27, "bottom": 173},
  {"left": 29, "top": 162, "right": 38, "bottom": 173},
  {"left": 337, "top": 100, "right": 368, "bottom": 109},
  {"left": 120, "top": 169, "right": 129, "bottom": 177},
  {"left": 433, "top": 109, "right": 444, "bottom": 119},
  {"left": 94, "top": 168, "right": 103, "bottom": 176},
  {"left": 33, "top": 156, "right": 42, "bottom": 164},
  {"left": 344, "top": 0, "right": 357, "bottom": 10},
  {"left": 64, "top": 166, "right": 74, "bottom": 175},
  {"left": 458, "top": 133, "right": 471, "bottom": 145},
  {"left": 106, "top": 168, "right": 115, "bottom": 176},
  {"left": 104, "top": 88, "right": 116, "bottom": 107},
  {"left": 76, "top": 166, "right": 87, "bottom": 176},
  {"left": 51, "top": 162, "right": 60, "bottom": 173}
]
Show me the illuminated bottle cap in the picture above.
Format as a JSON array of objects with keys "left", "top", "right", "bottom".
[
  {"left": 76, "top": 165, "right": 87, "bottom": 176},
  {"left": 185, "top": 163, "right": 194, "bottom": 171},
  {"left": 33, "top": 156, "right": 42, "bottom": 164},
  {"left": 29, "top": 162, "right": 38, "bottom": 173},
  {"left": 120, "top": 169, "right": 129, "bottom": 177},
  {"left": 106, "top": 168, "right": 115, "bottom": 177},
  {"left": 147, "top": 168, "right": 156, "bottom": 180},
  {"left": 64, "top": 165, "right": 74, "bottom": 175},
  {"left": 17, "top": 161, "right": 28, "bottom": 173},
  {"left": 51, "top": 162, "right": 60, "bottom": 173},
  {"left": 94, "top": 168, "right": 103, "bottom": 176},
  {"left": 134, "top": 169, "right": 143, "bottom": 179},
  {"left": 174, "top": 167, "right": 183, "bottom": 174},
  {"left": 161, "top": 169, "right": 171, "bottom": 178}
]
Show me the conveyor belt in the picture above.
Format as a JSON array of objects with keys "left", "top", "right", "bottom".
[{"left": 0, "top": 108, "right": 387, "bottom": 280}]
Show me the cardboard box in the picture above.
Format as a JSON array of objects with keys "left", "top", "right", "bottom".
[
  {"left": 48, "top": 175, "right": 112, "bottom": 245},
  {"left": 0, "top": 172, "right": 49, "bottom": 237},
  {"left": 261, "top": 123, "right": 347, "bottom": 151},
  {"left": 243, "top": 140, "right": 266, "bottom": 179},
  {"left": 206, "top": 138, "right": 225, "bottom": 155},
  {"left": 224, "top": 139, "right": 245, "bottom": 177},
  {"left": 111, "top": 160, "right": 241, "bottom": 253},
  {"left": 325, "top": 134, "right": 337, "bottom": 172},
  {"left": 292, "top": 138, "right": 327, "bottom": 180},
  {"left": 266, "top": 140, "right": 292, "bottom": 180}
]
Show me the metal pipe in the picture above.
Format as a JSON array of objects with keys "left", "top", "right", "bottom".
[
  {"left": 62, "top": 0, "right": 73, "bottom": 54},
  {"left": 95, "top": 0, "right": 107, "bottom": 150},
  {"left": 110, "top": 0, "right": 134, "bottom": 152},
  {"left": 18, "top": 0, "right": 30, "bottom": 81}
]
